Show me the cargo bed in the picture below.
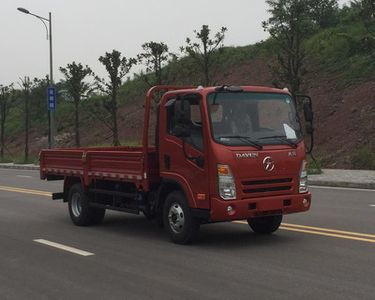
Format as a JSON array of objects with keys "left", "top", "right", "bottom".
[{"left": 40, "top": 146, "right": 158, "bottom": 190}]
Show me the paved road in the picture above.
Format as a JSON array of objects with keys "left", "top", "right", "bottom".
[{"left": 0, "top": 168, "right": 374, "bottom": 299}]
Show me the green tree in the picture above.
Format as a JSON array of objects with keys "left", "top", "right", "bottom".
[
  {"left": 0, "top": 84, "right": 13, "bottom": 160},
  {"left": 28, "top": 77, "right": 49, "bottom": 129},
  {"left": 137, "top": 41, "right": 169, "bottom": 86},
  {"left": 19, "top": 77, "right": 31, "bottom": 162},
  {"left": 350, "top": 0, "right": 375, "bottom": 22},
  {"left": 358, "top": 0, "right": 375, "bottom": 37},
  {"left": 60, "top": 62, "right": 94, "bottom": 147},
  {"left": 97, "top": 50, "right": 136, "bottom": 146},
  {"left": 336, "top": 1, "right": 374, "bottom": 58},
  {"left": 32, "top": 77, "right": 48, "bottom": 118},
  {"left": 263, "top": 0, "right": 314, "bottom": 95},
  {"left": 181, "top": 25, "right": 227, "bottom": 86},
  {"left": 309, "top": 0, "right": 339, "bottom": 28}
]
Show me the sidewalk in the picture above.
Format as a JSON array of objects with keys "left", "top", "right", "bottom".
[
  {"left": 0, "top": 163, "right": 374, "bottom": 190},
  {"left": 308, "top": 169, "right": 375, "bottom": 190}
]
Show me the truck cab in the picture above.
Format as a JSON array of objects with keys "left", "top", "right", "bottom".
[{"left": 156, "top": 85, "right": 311, "bottom": 241}]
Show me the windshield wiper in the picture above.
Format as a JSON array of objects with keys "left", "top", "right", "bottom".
[
  {"left": 218, "top": 135, "right": 263, "bottom": 150},
  {"left": 259, "top": 135, "right": 298, "bottom": 148}
]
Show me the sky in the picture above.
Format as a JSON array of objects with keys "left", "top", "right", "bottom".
[{"left": 1, "top": 0, "right": 350, "bottom": 86}]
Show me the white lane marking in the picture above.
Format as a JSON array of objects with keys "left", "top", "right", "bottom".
[
  {"left": 16, "top": 175, "right": 32, "bottom": 178},
  {"left": 34, "top": 239, "right": 94, "bottom": 257},
  {"left": 369, "top": 205, "right": 375, "bottom": 207},
  {"left": 310, "top": 185, "right": 375, "bottom": 192}
]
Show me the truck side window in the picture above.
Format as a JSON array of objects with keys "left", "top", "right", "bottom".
[
  {"left": 166, "top": 102, "right": 176, "bottom": 136},
  {"left": 166, "top": 98, "right": 204, "bottom": 151}
]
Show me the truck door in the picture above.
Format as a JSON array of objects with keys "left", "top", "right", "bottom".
[{"left": 159, "top": 94, "right": 209, "bottom": 209}]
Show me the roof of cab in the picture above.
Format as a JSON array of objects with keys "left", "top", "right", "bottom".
[{"left": 166, "top": 85, "right": 291, "bottom": 96}]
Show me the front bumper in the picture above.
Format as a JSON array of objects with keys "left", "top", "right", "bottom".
[{"left": 210, "top": 192, "right": 311, "bottom": 222}]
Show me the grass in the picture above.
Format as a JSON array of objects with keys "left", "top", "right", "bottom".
[
  {"left": 88, "top": 139, "right": 141, "bottom": 148},
  {"left": 13, "top": 155, "right": 39, "bottom": 165},
  {"left": 307, "top": 155, "right": 323, "bottom": 175},
  {"left": 350, "top": 144, "right": 375, "bottom": 170},
  {"left": 0, "top": 157, "right": 13, "bottom": 163},
  {"left": 305, "top": 21, "right": 375, "bottom": 86},
  {"left": 0, "top": 154, "right": 39, "bottom": 165}
]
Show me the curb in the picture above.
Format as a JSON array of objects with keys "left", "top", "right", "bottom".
[
  {"left": 0, "top": 164, "right": 40, "bottom": 171},
  {"left": 309, "top": 179, "right": 375, "bottom": 190}
]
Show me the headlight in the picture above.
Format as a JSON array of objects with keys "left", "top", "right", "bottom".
[
  {"left": 217, "top": 164, "right": 236, "bottom": 200},
  {"left": 299, "top": 160, "right": 308, "bottom": 193}
]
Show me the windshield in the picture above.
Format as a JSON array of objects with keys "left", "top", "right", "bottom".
[{"left": 207, "top": 92, "right": 302, "bottom": 146}]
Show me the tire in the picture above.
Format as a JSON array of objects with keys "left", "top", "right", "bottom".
[
  {"left": 163, "top": 191, "right": 200, "bottom": 244},
  {"left": 247, "top": 215, "right": 282, "bottom": 234},
  {"left": 68, "top": 183, "right": 105, "bottom": 226}
]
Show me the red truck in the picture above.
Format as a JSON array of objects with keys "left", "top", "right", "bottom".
[{"left": 40, "top": 85, "right": 313, "bottom": 244}]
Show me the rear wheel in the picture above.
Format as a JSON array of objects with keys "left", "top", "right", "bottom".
[
  {"left": 247, "top": 215, "right": 282, "bottom": 234},
  {"left": 163, "top": 191, "right": 200, "bottom": 244},
  {"left": 68, "top": 183, "right": 105, "bottom": 226}
]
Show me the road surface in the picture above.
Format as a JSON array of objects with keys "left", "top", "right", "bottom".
[{"left": 0, "top": 168, "right": 374, "bottom": 299}]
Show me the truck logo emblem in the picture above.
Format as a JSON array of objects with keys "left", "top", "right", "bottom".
[
  {"left": 235, "top": 153, "right": 258, "bottom": 159},
  {"left": 263, "top": 156, "right": 275, "bottom": 171}
]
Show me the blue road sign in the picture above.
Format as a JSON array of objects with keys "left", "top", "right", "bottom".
[{"left": 47, "top": 86, "right": 56, "bottom": 111}]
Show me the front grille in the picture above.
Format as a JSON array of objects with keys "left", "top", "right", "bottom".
[
  {"left": 243, "top": 185, "right": 291, "bottom": 194},
  {"left": 242, "top": 178, "right": 292, "bottom": 186},
  {"left": 241, "top": 177, "right": 293, "bottom": 197}
]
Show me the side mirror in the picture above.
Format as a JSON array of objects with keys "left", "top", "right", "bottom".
[
  {"left": 303, "top": 100, "right": 314, "bottom": 122},
  {"left": 296, "top": 94, "right": 314, "bottom": 122},
  {"left": 305, "top": 123, "right": 314, "bottom": 134},
  {"left": 296, "top": 94, "right": 314, "bottom": 154}
]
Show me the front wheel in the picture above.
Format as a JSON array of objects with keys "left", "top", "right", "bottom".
[
  {"left": 68, "top": 183, "right": 105, "bottom": 226},
  {"left": 163, "top": 191, "right": 200, "bottom": 244},
  {"left": 247, "top": 215, "right": 282, "bottom": 234}
]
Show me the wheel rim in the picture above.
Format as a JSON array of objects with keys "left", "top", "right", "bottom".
[
  {"left": 168, "top": 202, "right": 185, "bottom": 234},
  {"left": 71, "top": 192, "right": 82, "bottom": 217}
]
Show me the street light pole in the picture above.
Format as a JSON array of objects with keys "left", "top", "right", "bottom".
[
  {"left": 48, "top": 12, "right": 55, "bottom": 149},
  {"left": 17, "top": 7, "right": 55, "bottom": 148}
]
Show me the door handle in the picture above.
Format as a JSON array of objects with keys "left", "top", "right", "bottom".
[
  {"left": 164, "top": 154, "right": 171, "bottom": 169},
  {"left": 194, "top": 157, "right": 204, "bottom": 168}
]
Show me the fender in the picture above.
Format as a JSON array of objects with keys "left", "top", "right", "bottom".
[
  {"left": 155, "top": 178, "right": 210, "bottom": 221},
  {"left": 158, "top": 173, "right": 197, "bottom": 208},
  {"left": 63, "top": 176, "right": 84, "bottom": 202}
]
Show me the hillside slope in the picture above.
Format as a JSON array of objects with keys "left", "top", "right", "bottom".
[{"left": 9, "top": 55, "right": 373, "bottom": 169}]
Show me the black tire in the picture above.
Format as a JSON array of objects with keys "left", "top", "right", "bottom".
[
  {"left": 163, "top": 191, "right": 200, "bottom": 244},
  {"left": 68, "top": 183, "right": 105, "bottom": 226},
  {"left": 247, "top": 215, "right": 282, "bottom": 234}
]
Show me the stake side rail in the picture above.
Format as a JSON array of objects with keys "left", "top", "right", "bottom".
[{"left": 40, "top": 147, "right": 156, "bottom": 190}]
